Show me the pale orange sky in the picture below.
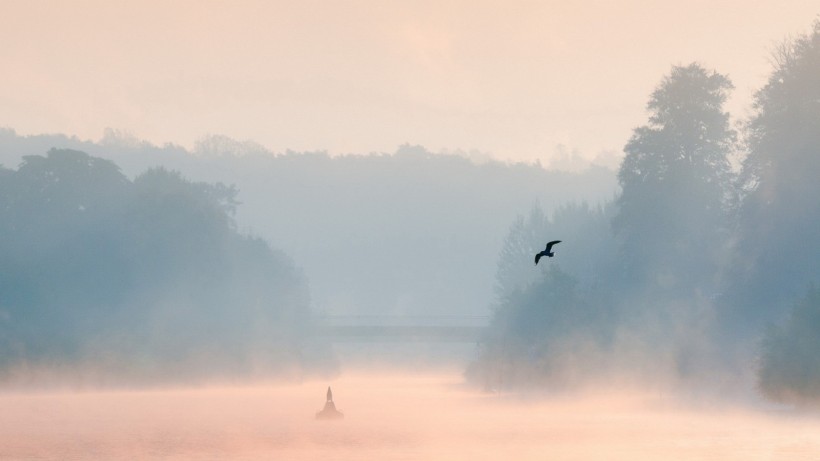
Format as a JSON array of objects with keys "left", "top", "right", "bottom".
[{"left": 0, "top": 1, "right": 817, "bottom": 164}]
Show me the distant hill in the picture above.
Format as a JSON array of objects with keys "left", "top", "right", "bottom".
[{"left": 0, "top": 129, "right": 618, "bottom": 317}]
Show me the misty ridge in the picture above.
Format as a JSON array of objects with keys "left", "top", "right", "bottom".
[
  {"left": 0, "top": 130, "right": 616, "bottom": 385},
  {"left": 0, "top": 20, "right": 819, "bottom": 407},
  {"left": 0, "top": 131, "right": 617, "bottom": 321}
]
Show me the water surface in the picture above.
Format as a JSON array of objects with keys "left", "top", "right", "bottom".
[{"left": 1, "top": 371, "right": 818, "bottom": 460}]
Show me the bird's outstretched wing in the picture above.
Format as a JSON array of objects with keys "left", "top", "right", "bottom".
[
  {"left": 534, "top": 251, "right": 543, "bottom": 265},
  {"left": 546, "top": 240, "right": 562, "bottom": 252}
]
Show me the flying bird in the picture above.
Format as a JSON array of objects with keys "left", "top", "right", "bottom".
[{"left": 534, "top": 240, "right": 561, "bottom": 265}]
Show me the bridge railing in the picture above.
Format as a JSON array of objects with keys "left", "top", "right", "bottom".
[{"left": 315, "top": 315, "right": 489, "bottom": 342}]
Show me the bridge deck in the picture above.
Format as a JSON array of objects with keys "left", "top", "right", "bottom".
[{"left": 318, "top": 324, "right": 485, "bottom": 342}]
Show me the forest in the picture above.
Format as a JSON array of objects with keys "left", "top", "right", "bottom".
[
  {"left": 0, "top": 21, "right": 818, "bottom": 405},
  {"left": 0, "top": 132, "right": 616, "bottom": 319},
  {"left": 469, "top": 23, "right": 820, "bottom": 404},
  {"left": 0, "top": 150, "right": 323, "bottom": 383}
]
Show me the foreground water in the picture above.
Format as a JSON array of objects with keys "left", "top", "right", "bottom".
[{"left": 1, "top": 371, "right": 819, "bottom": 460}]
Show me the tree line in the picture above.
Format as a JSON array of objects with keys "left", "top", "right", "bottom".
[
  {"left": 470, "top": 21, "right": 820, "bottom": 404},
  {"left": 0, "top": 130, "right": 617, "bottom": 322},
  {"left": 0, "top": 149, "right": 327, "bottom": 384}
]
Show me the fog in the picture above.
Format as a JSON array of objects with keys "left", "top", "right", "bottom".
[
  {"left": 0, "top": 132, "right": 617, "bottom": 318},
  {"left": 1, "top": 23, "right": 819, "bottom": 391},
  {"left": 3, "top": 371, "right": 820, "bottom": 460},
  {"left": 0, "top": 2, "right": 817, "bottom": 163},
  {"left": 2, "top": 6, "right": 820, "bottom": 460}
]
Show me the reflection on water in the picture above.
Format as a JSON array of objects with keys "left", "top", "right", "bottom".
[{"left": 1, "top": 371, "right": 819, "bottom": 460}]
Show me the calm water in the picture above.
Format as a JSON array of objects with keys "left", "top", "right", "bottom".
[{"left": 1, "top": 371, "right": 819, "bottom": 460}]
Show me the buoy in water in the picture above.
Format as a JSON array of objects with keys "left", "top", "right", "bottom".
[{"left": 315, "top": 386, "right": 344, "bottom": 420}]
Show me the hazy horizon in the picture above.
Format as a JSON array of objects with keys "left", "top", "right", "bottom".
[
  {"left": 0, "top": 1, "right": 817, "bottom": 165},
  {"left": 2, "top": 3, "right": 820, "bottom": 459}
]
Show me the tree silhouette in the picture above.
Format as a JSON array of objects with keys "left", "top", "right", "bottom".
[
  {"left": 614, "top": 63, "right": 735, "bottom": 298},
  {"left": 0, "top": 150, "right": 315, "bottom": 381},
  {"left": 758, "top": 286, "right": 820, "bottom": 404},
  {"left": 733, "top": 22, "right": 820, "bottom": 319},
  {"left": 494, "top": 202, "right": 616, "bottom": 301},
  {"left": 470, "top": 265, "right": 609, "bottom": 389}
]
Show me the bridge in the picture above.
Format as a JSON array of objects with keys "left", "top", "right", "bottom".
[{"left": 316, "top": 315, "right": 489, "bottom": 343}]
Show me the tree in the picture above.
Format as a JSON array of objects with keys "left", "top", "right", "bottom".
[
  {"left": 476, "top": 202, "right": 617, "bottom": 390},
  {"left": 495, "top": 202, "right": 616, "bottom": 301},
  {"left": 614, "top": 63, "right": 735, "bottom": 298},
  {"left": 758, "top": 285, "right": 820, "bottom": 404},
  {"left": 0, "top": 150, "right": 318, "bottom": 381},
  {"left": 494, "top": 204, "right": 550, "bottom": 300},
  {"left": 733, "top": 22, "right": 820, "bottom": 319},
  {"left": 470, "top": 265, "right": 608, "bottom": 390}
]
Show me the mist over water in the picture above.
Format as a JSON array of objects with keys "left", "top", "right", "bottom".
[
  {"left": 1, "top": 6, "right": 820, "bottom": 459},
  {"left": 2, "top": 370, "right": 819, "bottom": 460}
]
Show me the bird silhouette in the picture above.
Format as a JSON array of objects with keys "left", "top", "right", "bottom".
[{"left": 534, "top": 240, "right": 561, "bottom": 265}]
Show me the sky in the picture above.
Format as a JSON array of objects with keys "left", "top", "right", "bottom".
[{"left": 0, "top": 1, "right": 817, "bottom": 165}]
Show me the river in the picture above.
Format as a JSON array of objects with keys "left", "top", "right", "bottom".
[{"left": 1, "top": 370, "right": 818, "bottom": 460}]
